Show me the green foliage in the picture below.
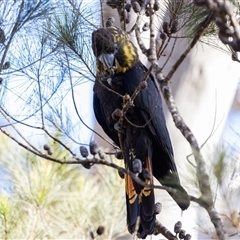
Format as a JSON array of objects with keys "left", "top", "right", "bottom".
[
  {"left": 180, "top": 3, "right": 213, "bottom": 37},
  {"left": 0, "top": 136, "right": 127, "bottom": 239},
  {"left": 158, "top": 0, "right": 212, "bottom": 37},
  {"left": 47, "top": 0, "right": 97, "bottom": 69},
  {"left": 213, "top": 151, "right": 226, "bottom": 185}
]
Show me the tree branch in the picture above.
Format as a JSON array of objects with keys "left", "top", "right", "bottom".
[{"left": 144, "top": 4, "right": 227, "bottom": 240}]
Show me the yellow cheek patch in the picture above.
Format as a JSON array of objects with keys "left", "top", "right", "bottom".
[
  {"left": 123, "top": 44, "right": 137, "bottom": 64},
  {"left": 114, "top": 43, "right": 138, "bottom": 73},
  {"left": 109, "top": 27, "right": 139, "bottom": 73},
  {"left": 115, "top": 61, "right": 128, "bottom": 73}
]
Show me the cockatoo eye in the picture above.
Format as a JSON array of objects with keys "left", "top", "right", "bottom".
[{"left": 113, "top": 43, "right": 118, "bottom": 53}]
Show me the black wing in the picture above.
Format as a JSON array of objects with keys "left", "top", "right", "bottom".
[
  {"left": 122, "top": 61, "right": 190, "bottom": 210},
  {"left": 122, "top": 62, "right": 176, "bottom": 174},
  {"left": 92, "top": 26, "right": 189, "bottom": 239},
  {"left": 93, "top": 77, "right": 156, "bottom": 238},
  {"left": 93, "top": 81, "right": 120, "bottom": 146}
]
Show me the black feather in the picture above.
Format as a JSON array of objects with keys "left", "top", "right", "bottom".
[{"left": 92, "top": 27, "right": 190, "bottom": 238}]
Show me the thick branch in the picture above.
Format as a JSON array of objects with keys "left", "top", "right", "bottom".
[
  {"left": 154, "top": 220, "right": 178, "bottom": 240},
  {"left": 157, "top": 73, "right": 227, "bottom": 240},
  {"left": 203, "top": 0, "right": 240, "bottom": 52},
  {"left": 141, "top": 5, "right": 227, "bottom": 239}
]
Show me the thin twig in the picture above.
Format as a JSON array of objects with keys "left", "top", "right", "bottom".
[
  {"left": 156, "top": 37, "right": 166, "bottom": 58},
  {"left": 154, "top": 220, "right": 178, "bottom": 240},
  {"left": 64, "top": 47, "right": 116, "bottom": 148},
  {"left": 42, "top": 126, "right": 77, "bottom": 157},
  {"left": 145, "top": 5, "right": 226, "bottom": 240},
  {"left": 158, "top": 72, "right": 227, "bottom": 240},
  {"left": 37, "top": 40, "right": 45, "bottom": 127},
  {"left": 0, "top": 108, "right": 41, "bottom": 154},
  {"left": 164, "top": 13, "right": 214, "bottom": 84},
  {"left": 2, "top": 47, "right": 58, "bottom": 76},
  {"left": 127, "top": 0, "right": 149, "bottom": 34},
  {"left": 161, "top": 37, "right": 177, "bottom": 70},
  {"left": 0, "top": 0, "right": 24, "bottom": 74},
  {"left": 158, "top": 35, "right": 171, "bottom": 59}
]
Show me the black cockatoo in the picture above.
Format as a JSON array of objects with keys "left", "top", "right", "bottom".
[{"left": 92, "top": 26, "right": 190, "bottom": 238}]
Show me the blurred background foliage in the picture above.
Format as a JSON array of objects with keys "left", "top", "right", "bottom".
[
  {"left": 0, "top": 134, "right": 127, "bottom": 239},
  {"left": 0, "top": 0, "right": 239, "bottom": 239}
]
